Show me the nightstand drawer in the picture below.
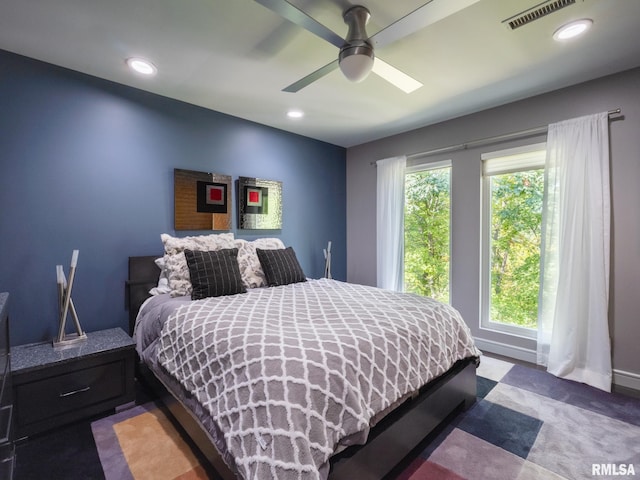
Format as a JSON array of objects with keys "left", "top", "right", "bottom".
[
  {"left": 15, "top": 359, "right": 127, "bottom": 427},
  {"left": 12, "top": 328, "right": 135, "bottom": 438}
]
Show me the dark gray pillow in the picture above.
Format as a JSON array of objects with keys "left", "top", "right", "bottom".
[
  {"left": 184, "top": 248, "right": 246, "bottom": 300},
  {"left": 256, "top": 247, "right": 306, "bottom": 287}
]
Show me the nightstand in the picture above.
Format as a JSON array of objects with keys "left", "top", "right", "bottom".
[
  {"left": 0, "top": 293, "right": 13, "bottom": 480},
  {"left": 11, "top": 328, "right": 135, "bottom": 439}
]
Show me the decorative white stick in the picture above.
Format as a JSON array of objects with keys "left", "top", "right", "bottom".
[
  {"left": 60, "top": 266, "right": 83, "bottom": 335},
  {"left": 56, "top": 265, "right": 65, "bottom": 329},
  {"left": 58, "top": 250, "right": 79, "bottom": 343},
  {"left": 324, "top": 241, "right": 332, "bottom": 279}
]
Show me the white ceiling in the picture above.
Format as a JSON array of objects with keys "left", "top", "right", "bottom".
[{"left": 1, "top": 0, "right": 640, "bottom": 147}]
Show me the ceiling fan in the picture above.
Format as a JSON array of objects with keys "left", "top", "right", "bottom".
[{"left": 253, "top": 0, "right": 482, "bottom": 93}]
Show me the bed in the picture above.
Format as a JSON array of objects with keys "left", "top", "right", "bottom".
[{"left": 126, "top": 235, "right": 480, "bottom": 480}]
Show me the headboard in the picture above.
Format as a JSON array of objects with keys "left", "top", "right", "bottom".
[{"left": 125, "top": 255, "right": 161, "bottom": 335}]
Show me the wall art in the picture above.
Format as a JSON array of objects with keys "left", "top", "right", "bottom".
[
  {"left": 237, "top": 176, "right": 282, "bottom": 230},
  {"left": 174, "top": 168, "right": 232, "bottom": 230}
]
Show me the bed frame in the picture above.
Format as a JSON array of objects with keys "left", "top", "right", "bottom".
[{"left": 126, "top": 255, "right": 478, "bottom": 480}]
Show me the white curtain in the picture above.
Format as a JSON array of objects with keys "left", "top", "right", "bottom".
[
  {"left": 537, "top": 112, "right": 612, "bottom": 392},
  {"left": 376, "top": 155, "right": 406, "bottom": 291}
]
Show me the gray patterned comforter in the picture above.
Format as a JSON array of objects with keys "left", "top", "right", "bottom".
[{"left": 154, "top": 278, "right": 479, "bottom": 480}]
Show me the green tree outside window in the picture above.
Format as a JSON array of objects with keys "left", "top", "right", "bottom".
[
  {"left": 404, "top": 168, "right": 450, "bottom": 303},
  {"left": 489, "top": 170, "right": 544, "bottom": 328}
]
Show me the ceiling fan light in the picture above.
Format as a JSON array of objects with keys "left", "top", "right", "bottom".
[{"left": 339, "top": 45, "right": 374, "bottom": 82}]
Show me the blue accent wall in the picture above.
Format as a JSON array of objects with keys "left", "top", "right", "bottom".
[{"left": 0, "top": 50, "right": 346, "bottom": 346}]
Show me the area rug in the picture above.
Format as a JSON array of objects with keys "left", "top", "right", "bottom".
[
  {"left": 92, "top": 357, "right": 640, "bottom": 480},
  {"left": 399, "top": 356, "right": 640, "bottom": 480},
  {"left": 92, "top": 402, "right": 209, "bottom": 480}
]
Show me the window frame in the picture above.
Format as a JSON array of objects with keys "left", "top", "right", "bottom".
[
  {"left": 404, "top": 159, "right": 452, "bottom": 303},
  {"left": 480, "top": 143, "right": 546, "bottom": 338}
]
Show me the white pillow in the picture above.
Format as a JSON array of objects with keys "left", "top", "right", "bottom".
[
  {"left": 161, "top": 232, "right": 235, "bottom": 297},
  {"left": 235, "top": 238, "right": 285, "bottom": 288},
  {"left": 149, "top": 256, "right": 171, "bottom": 295}
]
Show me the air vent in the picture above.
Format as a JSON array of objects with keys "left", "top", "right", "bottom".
[{"left": 503, "top": 0, "right": 576, "bottom": 30}]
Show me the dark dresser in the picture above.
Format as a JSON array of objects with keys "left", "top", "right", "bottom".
[
  {"left": 11, "top": 328, "right": 135, "bottom": 439},
  {"left": 0, "top": 293, "right": 14, "bottom": 480}
]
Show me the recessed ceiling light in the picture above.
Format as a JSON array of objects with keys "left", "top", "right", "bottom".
[
  {"left": 553, "top": 19, "right": 593, "bottom": 41},
  {"left": 126, "top": 57, "right": 157, "bottom": 76},
  {"left": 287, "top": 109, "right": 304, "bottom": 119}
]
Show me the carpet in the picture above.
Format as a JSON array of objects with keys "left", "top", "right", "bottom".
[
  {"left": 92, "top": 402, "right": 210, "bottom": 480},
  {"left": 399, "top": 357, "right": 640, "bottom": 480},
  {"left": 91, "top": 357, "right": 640, "bottom": 480}
]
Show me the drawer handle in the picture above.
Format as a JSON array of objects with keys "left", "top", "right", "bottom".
[{"left": 59, "top": 386, "right": 91, "bottom": 398}]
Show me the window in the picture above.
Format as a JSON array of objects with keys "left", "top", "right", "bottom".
[
  {"left": 404, "top": 161, "right": 451, "bottom": 303},
  {"left": 481, "top": 144, "right": 545, "bottom": 337}
]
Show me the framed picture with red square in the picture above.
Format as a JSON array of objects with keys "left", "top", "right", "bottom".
[
  {"left": 174, "top": 168, "right": 232, "bottom": 230},
  {"left": 237, "top": 176, "right": 282, "bottom": 229}
]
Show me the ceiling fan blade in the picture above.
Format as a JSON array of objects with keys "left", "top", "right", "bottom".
[
  {"left": 282, "top": 59, "right": 339, "bottom": 92},
  {"left": 370, "top": 0, "right": 483, "bottom": 48},
  {"left": 372, "top": 58, "right": 423, "bottom": 94},
  {"left": 253, "top": 0, "right": 344, "bottom": 48}
]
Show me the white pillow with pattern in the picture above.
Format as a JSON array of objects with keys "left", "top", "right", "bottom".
[
  {"left": 161, "top": 233, "right": 235, "bottom": 297},
  {"left": 235, "top": 238, "right": 285, "bottom": 288}
]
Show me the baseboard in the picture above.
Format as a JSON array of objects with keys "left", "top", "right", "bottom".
[
  {"left": 613, "top": 369, "right": 640, "bottom": 392},
  {"left": 474, "top": 336, "right": 640, "bottom": 392},
  {"left": 474, "top": 337, "right": 537, "bottom": 364}
]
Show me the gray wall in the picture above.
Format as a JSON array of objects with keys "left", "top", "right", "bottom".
[{"left": 346, "top": 67, "right": 640, "bottom": 383}]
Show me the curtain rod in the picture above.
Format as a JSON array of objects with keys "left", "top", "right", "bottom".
[{"left": 371, "top": 108, "right": 621, "bottom": 165}]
